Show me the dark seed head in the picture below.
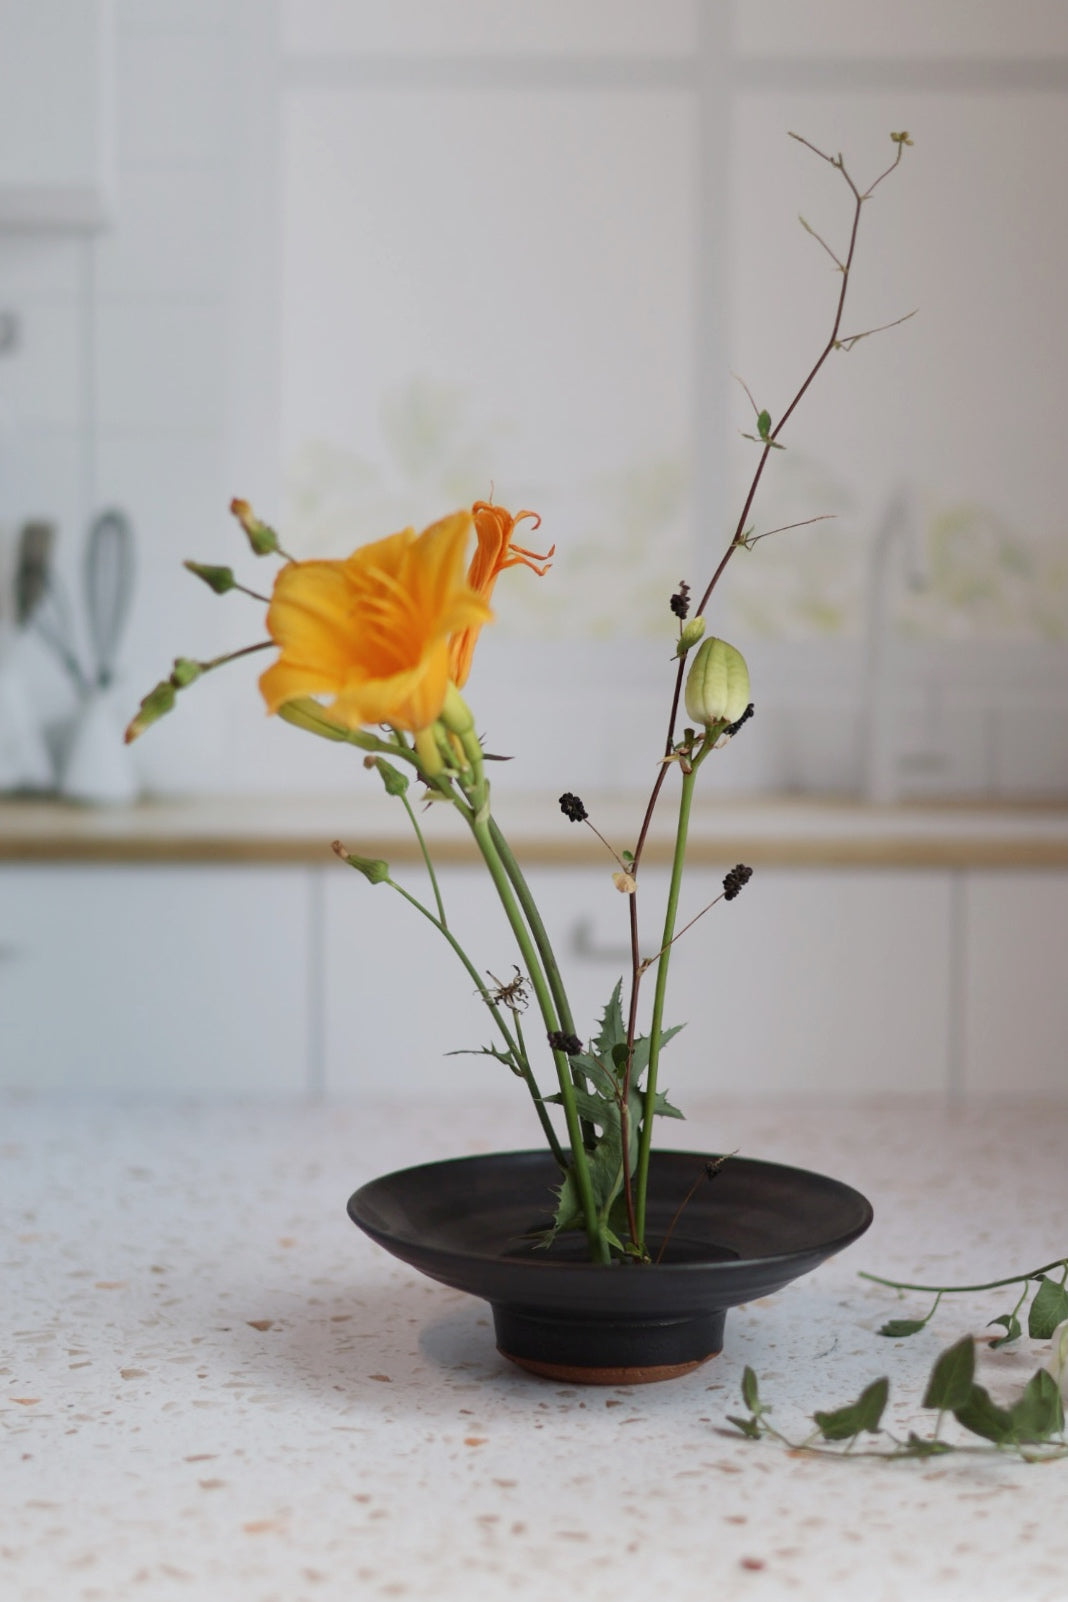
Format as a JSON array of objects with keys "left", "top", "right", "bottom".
[
  {"left": 547, "top": 1030, "right": 584, "bottom": 1056},
  {"left": 670, "top": 581, "right": 691, "bottom": 620},
  {"left": 558, "top": 792, "right": 588, "bottom": 823},
  {"left": 722, "top": 863, "right": 753, "bottom": 902}
]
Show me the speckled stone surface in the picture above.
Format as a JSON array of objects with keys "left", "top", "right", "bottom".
[{"left": 4, "top": 1096, "right": 1067, "bottom": 1602}]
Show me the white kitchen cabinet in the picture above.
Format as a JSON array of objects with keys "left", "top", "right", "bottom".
[
  {"left": 962, "top": 871, "right": 1068, "bottom": 1098},
  {"left": 0, "top": 864, "right": 312, "bottom": 1094},
  {"left": 323, "top": 861, "right": 954, "bottom": 1106}
]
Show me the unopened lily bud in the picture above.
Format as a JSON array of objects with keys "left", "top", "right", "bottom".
[
  {"left": 184, "top": 560, "right": 236, "bottom": 594},
  {"left": 684, "top": 637, "right": 751, "bottom": 729},
  {"left": 439, "top": 683, "right": 475, "bottom": 736},
  {"left": 373, "top": 758, "right": 410, "bottom": 797},
  {"left": 277, "top": 698, "right": 350, "bottom": 742},
  {"left": 230, "top": 497, "right": 280, "bottom": 556},
  {"left": 124, "top": 679, "right": 176, "bottom": 743},
  {"left": 332, "top": 841, "right": 390, "bottom": 884},
  {"left": 1047, "top": 1319, "right": 1068, "bottom": 1402},
  {"left": 170, "top": 657, "right": 202, "bottom": 688},
  {"left": 675, "top": 615, "right": 706, "bottom": 657}
]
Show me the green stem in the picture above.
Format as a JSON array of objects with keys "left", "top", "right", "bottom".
[
  {"left": 469, "top": 812, "right": 607, "bottom": 1261},
  {"left": 398, "top": 787, "right": 447, "bottom": 928},
  {"left": 488, "top": 816, "right": 594, "bottom": 1144},
  {"left": 633, "top": 754, "right": 703, "bottom": 1250},
  {"left": 383, "top": 873, "right": 564, "bottom": 1166},
  {"left": 860, "top": 1258, "right": 1068, "bottom": 1295}
]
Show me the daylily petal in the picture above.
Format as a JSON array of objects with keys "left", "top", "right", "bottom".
[
  {"left": 449, "top": 500, "right": 553, "bottom": 687},
  {"left": 259, "top": 511, "right": 491, "bottom": 733}
]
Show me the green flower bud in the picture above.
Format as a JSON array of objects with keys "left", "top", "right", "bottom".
[
  {"left": 170, "top": 657, "right": 202, "bottom": 688},
  {"left": 124, "top": 679, "right": 176, "bottom": 743},
  {"left": 373, "top": 758, "right": 410, "bottom": 798},
  {"left": 675, "top": 615, "right": 706, "bottom": 657},
  {"left": 184, "top": 560, "right": 236, "bottom": 594},
  {"left": 230, "top": 497, "right": 280, "bottom": 556},
  {"left": 331, "top": 841, "right": 390, "bottom": 884},
  {"left": 277, "top": 697, "right": 352, "bottom": 742},
  {"left": 684, "top": 637, "right": 751, "bottom": 729}
]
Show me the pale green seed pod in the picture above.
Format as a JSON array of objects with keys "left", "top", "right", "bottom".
[
  {"left": 675, "top": 615, "right": 706, "bottom": 657},
  {"left": 683, "top": 637, "right": 750, "bottom": 729}
]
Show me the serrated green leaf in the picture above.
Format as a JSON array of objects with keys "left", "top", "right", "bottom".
[
  {"left": 593, "top": 980, "right": 627, "bottom": 1061},
  {"left": 741, "top": 1366, "right": 761, "bottom": 1413},
  {"left": 987, "top": 1313, "right": 1022, "bottom": 1349},
  {"left": 922, "top": 1336, "right": 975, "bottom": 1412},
  {"left": 878, "top": 1318, "right": 930, "bottom": 1339},
  {"left": 1028, "top": 1276, "right": 1068, "bottom": 1340},
  {"left": 627, "top": 1023, "right": 684, "bottom": 1086},
  {"left": 1008, "top": 1368, "right": 1065, "bottom": 1444},
  {"left": 814, "top": 1377, "right": 889, "bottom": 1441},
  {"left": 757, "top": 409, "right": 772, "bottom": 440},
  {"left": 728, "top": 1415, "right": 762, "bottom": 1440},
  {"left": 953, "top": 1383, "right": 1013, "bottom": 1445},
  {"left": 903, "top": 1432, "right": 955, "bottom": 1457}
]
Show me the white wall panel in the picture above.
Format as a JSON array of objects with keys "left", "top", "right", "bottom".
[
  {"left": 734, "top": 1, "right": 1068, "bottom": 60},
  {"left": 963, "top": 871, "right": 1068, "bottom": 1097},
  {"left": 280, "top": 83, "right": 697, "bottom": 641},
  {"left": 0, "top": 865, "right": 312, "bottom": 1094},
  {"left": 282, "top": 0, "right": 698, "bottom": 59}
]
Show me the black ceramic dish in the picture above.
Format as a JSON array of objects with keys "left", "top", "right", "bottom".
[{"left": 348, "top": 1149, "right": 874, "bottom": 1384}]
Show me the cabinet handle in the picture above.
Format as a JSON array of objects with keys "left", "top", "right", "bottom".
[{"left": 568, "top": 918, "right": 632, "bottom": 965}]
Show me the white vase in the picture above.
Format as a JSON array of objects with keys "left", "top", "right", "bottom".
[
  {"left": 0, "top": 627, "right": 55, "bottom": 792},
  {"left": 60, "top": 685, "right": 140, "bottom": 806}
]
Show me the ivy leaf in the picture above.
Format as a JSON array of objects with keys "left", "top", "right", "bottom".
[
  {"left": 878, "top": 1317, "right": 930, "bottom": 1339},
  {"left": 922, "top": 1336, "right": 975, "bottom": 1413},
  {"left": 953, "top": 1383, "right": 1013, "bottom": 1445},
  {"left": 813, "top": 1377, "right": 889, "bottom": 1441},
  {"left": 1008, "top": 1368, "right": 1065, "bottom": 1444},
  {"left": 987, "top": 1313, "right": 1022, "bottom": 1349},
  {"left": 741, "top": 1366, "right": 762, "bottom": 1414},
  {"left": 1028, "top": 1276, "right": 1068, "bottom": 1340}
]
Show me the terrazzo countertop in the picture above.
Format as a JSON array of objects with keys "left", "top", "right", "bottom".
[{"left": 4, "top": 1096, "right": 1068, "bottom": 1602}]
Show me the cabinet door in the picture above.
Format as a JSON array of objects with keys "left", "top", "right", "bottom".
[
  {"left": 324, "top": 860, "right": 953, "bottom": 1104},
  {"left": 0, "top": 865, "right": 311, "bottom": 1094},
  {"left": 539, "top": 865, "right": 954, "bottom": 1101},
  {"left": 324, "top": 862, "right": 537, "bottom": 1104},
  {"left": 963, "top": 872, "right": 1068, "bottom": 1097}
]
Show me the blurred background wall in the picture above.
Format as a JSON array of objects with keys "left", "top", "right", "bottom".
[
  {"left": 4, "top": 3, "right": 1068, "bottom": 1106},
  {"left": 2, "top": 0, "right": 1068, "bottom": 804}
]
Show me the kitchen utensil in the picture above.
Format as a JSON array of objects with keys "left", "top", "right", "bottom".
[
  {"left": 84, "top": 508, "right": 135, "bottom": 689},
  {"left": 16, "top": 518, "right": 90, "bottom": 695}
]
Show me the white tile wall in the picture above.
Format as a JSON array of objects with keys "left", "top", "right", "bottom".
[{"left": 0, "top": 0, "right": 1067, "bottom": 805}]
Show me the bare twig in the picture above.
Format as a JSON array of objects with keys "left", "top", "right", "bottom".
[{"left": 836, "top": 307, "right": 918, "bottom": 352}]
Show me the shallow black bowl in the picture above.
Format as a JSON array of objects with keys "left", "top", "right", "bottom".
[{"left": 348, "top": 1149, "right": 873, "bottom": 1383}]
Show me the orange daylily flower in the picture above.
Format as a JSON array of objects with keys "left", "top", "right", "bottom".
[
  {"left": 449, "top": 500, "right": 554, "bottom": 687},
  {"left": 259, "top": 511, "right": 492, "bottom": 734}
]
